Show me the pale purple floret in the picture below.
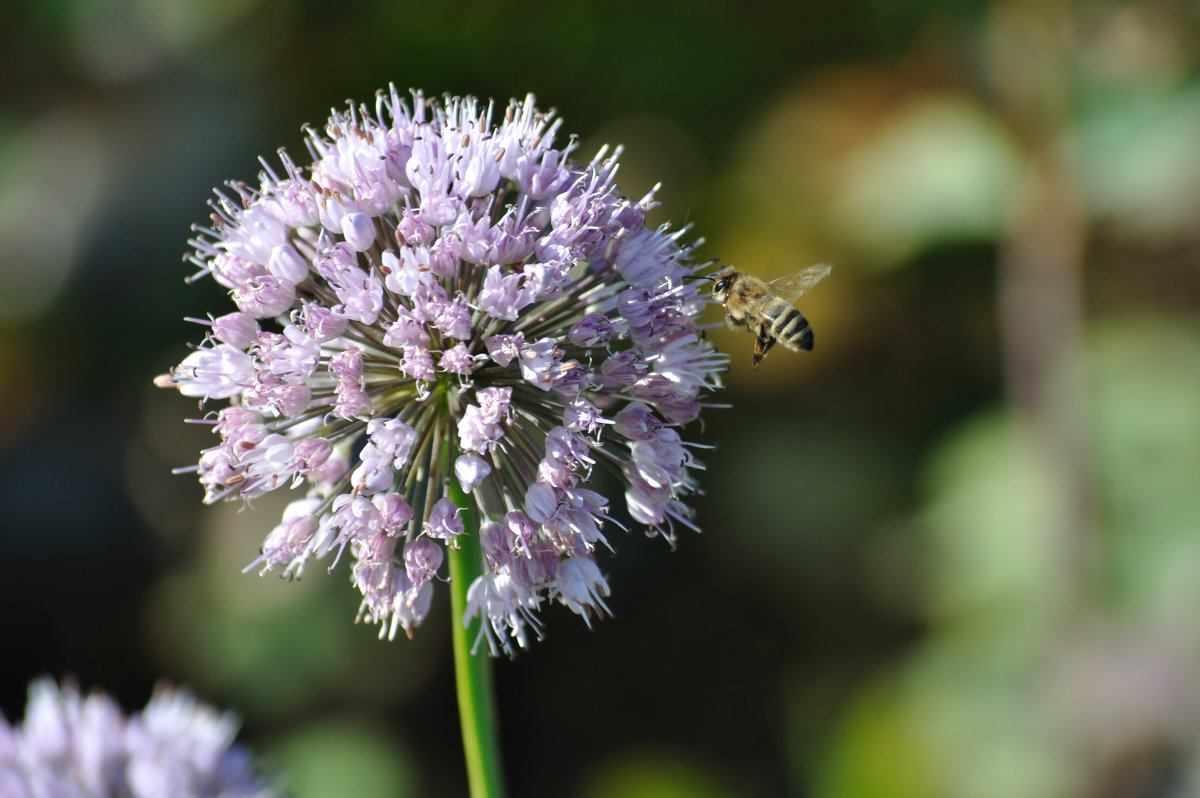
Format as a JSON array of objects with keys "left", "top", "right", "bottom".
[
  {"left": 377, "top": 492, "right": 415, "bottom": 532},
  {"left": 167, "top": 344, "right": 255, "bottom": 400},
  {"left": 399, "top": 343, "right": 435, "bottom": 382},
  {"left": 211, "top": 311, "right": 260, "bottom": 348},
  {"left": 524, "top": 482, "right": 560, "bottom": 524},
  {"left": 0, "top": 679, "right": 278, "bottom": 798},
  {"left": 568, "top": 312, "right": 615, "bottom": 349},
  {"left": 477, "top": 265, "right": 531, "bottom": 320},
  {"left": 483, "top": 333, "right": 524, "bottom": 366},
  {"left": 298, "top": 301, "right": 348, "bottom": 342},
  {"left": 158, "top": 87, "right": 725, "bottom": 654},
  {"left": 554, "top": 555, "right": 612, "bottom": 624},
  {"left": 424, "top": 497, "right": 465, "bottom": 542},
  {"left": 439, "top": 343, "right": 478, "bottom": 376},
  {"left": 455, "top": 453, "right": 492, "bottom": 491},
  {"left": 329, "top": 347, "right": 372, "bottom": 419},
  {"left": 404, "top": 537, "right": 444, "bottom": 587}
]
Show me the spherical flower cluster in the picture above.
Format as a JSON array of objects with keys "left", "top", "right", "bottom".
[
  {"left": 0, "top": 679, "right": 276, "bottom": 798},
  {"left": 157, "top": 87, "right": 725, "bottom": 655}
]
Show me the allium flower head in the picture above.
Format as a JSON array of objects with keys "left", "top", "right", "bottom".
[
  {"left": 157, "top": 87, "right": 725, "bottom": 655},
  {"left": 0, "top": 679, "right": 277, "bottom": 798}
]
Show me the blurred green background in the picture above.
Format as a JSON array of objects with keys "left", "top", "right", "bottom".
[{"left": 2, "top": 0, "right": 1199, "bottom": 796}]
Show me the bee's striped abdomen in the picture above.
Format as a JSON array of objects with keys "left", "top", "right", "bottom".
[{"left": 764, "top": 299, "right": 814, "bottom": 351}]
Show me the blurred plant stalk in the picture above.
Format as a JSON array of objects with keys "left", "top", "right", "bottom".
[{"left": 991, "top": 0, "right": 1096, "bottom": 623}]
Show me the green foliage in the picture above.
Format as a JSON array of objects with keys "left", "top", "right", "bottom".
[
  {"left": 267, "top": 719, "right": 418, "bottom": 798},
  {"left": 577, "top": 750, "right": 740, "bottom": 798}
]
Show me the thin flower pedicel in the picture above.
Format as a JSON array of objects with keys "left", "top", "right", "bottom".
[{"left": 157, "top": 88, "right": 725, "bottom": 655}]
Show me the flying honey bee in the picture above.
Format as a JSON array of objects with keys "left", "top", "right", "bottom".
[{"left": 711, "top": 263, "right": 832, "bottom": 368}]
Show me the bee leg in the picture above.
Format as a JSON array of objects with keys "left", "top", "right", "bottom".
[{"left": 752, "top": 325, "right": 777, "bottom": 369}]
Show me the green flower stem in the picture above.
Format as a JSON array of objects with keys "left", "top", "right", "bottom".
[{"left": 446, "top": 447, "right": 507, "bottom": 798}]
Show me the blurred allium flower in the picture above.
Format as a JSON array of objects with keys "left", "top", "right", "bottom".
[
  {"left": 157, "top": 88, "right": 725, "bottom": 655},
  {"left": 0, "top": 679, "right": 276, "bottom": 798}
]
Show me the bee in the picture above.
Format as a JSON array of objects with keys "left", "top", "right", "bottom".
[{"left": 711, "top": 263, "right": 832, "bottom": 368}]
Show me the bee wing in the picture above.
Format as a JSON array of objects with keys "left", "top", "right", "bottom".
[{"left": 767, "top": 263, "right": 832, "bottom": 302}]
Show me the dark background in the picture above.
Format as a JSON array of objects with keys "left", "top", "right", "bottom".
[{"left": 3, "top": 1, "right": 1200, "bottom": 796}]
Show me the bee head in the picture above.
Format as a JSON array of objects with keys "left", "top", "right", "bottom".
[{"left": 710, "top": 266, "right": 738, "bottom": 302}]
